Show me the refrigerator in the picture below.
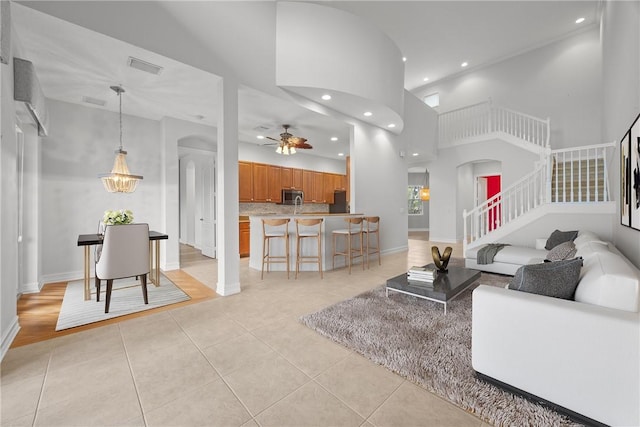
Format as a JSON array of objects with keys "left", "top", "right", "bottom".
[{"left": 329, "top": 190, "right": 348, "bottom": 213}]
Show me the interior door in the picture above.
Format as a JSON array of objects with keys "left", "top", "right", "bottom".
[
  {"left": 485, "top": 175, "right": 501, "bottom": 231},
  {"left": 200, "top": 156, "right": 216, "bottom": 258}
]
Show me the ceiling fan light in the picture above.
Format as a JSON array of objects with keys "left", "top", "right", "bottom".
[
  {"left": 276, "top": 146, "right": 282, "bottom": 154},
  {"left": 283, "top": 145, "right": 290, "bottom": 155},
  {"left": 290, "top": 146, "right": 296, "bottom": 154}
]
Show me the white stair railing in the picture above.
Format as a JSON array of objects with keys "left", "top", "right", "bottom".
[
  {"left": 463, "top": 162, "right": 547, "bottom": 253},
  {"left": 462, "top": 142, "right": 616, "bottom": 253},
  {"left": 550, "top": 142, "right": 616, "bottom": 203},
  {"left": 439, "top": 100, "right": 550, "bottom": 150}
]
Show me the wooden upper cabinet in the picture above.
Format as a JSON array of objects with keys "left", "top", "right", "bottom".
[
  {"left": 252, "top": 163, "right": 269, "bottom": 202},
  {"left": 312, "top": 172, "right": 324, "bottom": 203},
  {"left": 292, "top": 168, "right": 303, "bottom": 190},
  {"left": 302, "top": 170, "right": 314, "bottom": 201},
  {"left": 267, "top": 165, "right": 282, "bottom": 203},
  {"left": 323, "top": 173, "right": 335, "bottom": 204},
  {"left": 281, "top": 167, "right": 292, "bottom": 189},
  {"left": 239, "top": 161, "right": 253, "bottom": 202}
]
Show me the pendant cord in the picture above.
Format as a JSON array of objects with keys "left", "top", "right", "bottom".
[{"left": 118, "top": 89, "right": 123, "bottom": 152}]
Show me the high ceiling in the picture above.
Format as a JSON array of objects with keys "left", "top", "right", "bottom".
[{"left": 12, "top": 1, "right": 600, "bottom": 162}]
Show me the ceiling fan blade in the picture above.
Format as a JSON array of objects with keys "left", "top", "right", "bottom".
[
  {"left": 295, "top": 142, "right": 313, "bottom": 149},
  {"left": 266, "top": 136, "right": 280, "bottom": 142},
  {"left": 288, "top": 136, "right": 307, "bottom": 145}
]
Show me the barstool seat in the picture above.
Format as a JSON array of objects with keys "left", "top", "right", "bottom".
[
  {"left": 295, "top": 218, "right": 323, "bottom": 279},
  {"left": 332, "top": 217, "right": 365, "bottom": 274},
  {"left": 363, "top": 216, "right": 381, "bottom": 268},
  {"left": 261, "top": 218, "right": 290, "bottom": 279}
]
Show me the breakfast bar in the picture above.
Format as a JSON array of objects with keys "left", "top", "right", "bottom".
[{"left": 248, "top": 213, "right": 365, "bottom": 273}]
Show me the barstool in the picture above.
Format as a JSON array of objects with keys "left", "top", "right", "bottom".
[
  {"left": 363, "top": 216, "right": 381, "bottom": 267},
  {"left": 261, "top": 218, "right": 290, "bottom": 279},
  {"left": 332, "top": 217, "right": 365, "bottom": 274},
  {"left": 295, "top": 218, "right": 323, "bottom": 279}
]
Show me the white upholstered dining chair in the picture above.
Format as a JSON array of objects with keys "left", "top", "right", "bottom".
[{"left": 95, "top": 223, "right": 150, "bottom": 313}]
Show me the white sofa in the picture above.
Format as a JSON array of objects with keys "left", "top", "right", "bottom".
[
  {"left": 465, "top": 243, "right": 548, "bottom": 275},
  {"left": 472, "top": 232, "right": 640, "bottom": 426}
]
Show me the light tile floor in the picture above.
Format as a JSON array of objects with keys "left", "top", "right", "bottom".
[{"left": 2, "top": 234, "right": 492, "bottom": 426}]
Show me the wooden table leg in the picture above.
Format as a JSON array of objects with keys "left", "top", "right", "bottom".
[{"left": 84, "top": 246, "right": 91, "bottom": 300}]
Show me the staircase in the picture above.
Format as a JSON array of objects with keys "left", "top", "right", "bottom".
[{"left": 437, "top": 101, "right": 616, "bottom": 254}]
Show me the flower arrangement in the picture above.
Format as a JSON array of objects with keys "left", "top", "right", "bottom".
[{"left": 102, "top": 209, "right": 134, "bottom": 225}]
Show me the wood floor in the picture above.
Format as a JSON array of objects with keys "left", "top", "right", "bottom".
[{"left": 11, "top": 245, "right": 217, "bottom": 348}]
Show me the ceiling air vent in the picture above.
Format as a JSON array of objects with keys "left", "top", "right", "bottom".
[
  {"left": 82, "top": 96, "right": 106, "bottom": 106},
  {"left": 127, "top": 56, "right": 163, "bottom": 75}
]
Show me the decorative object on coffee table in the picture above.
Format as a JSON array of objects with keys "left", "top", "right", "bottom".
[{"left": 432, "top": 246, "right": 452, "bottom": 271}]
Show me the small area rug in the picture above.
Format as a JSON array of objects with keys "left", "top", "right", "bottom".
[
  {"left": 300, "top": 276, "right": 580, "bottom": 426},
  {"left": 56, "top": 275, "right": 190, "bottom": 331}
]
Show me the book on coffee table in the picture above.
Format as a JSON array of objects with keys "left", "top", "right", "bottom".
[{"left": 408, "top": 265, "right": 437, "bottom": 282}]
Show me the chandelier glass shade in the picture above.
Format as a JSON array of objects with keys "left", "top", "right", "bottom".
[
  {"left": 420, "top": 168, "right": 430, "bottom": 201},
  {"left": 276, "top": 142, "right": 296, "bottom": 155},
  {"left": 98, "top": 85, "right": 143, "bottom": 193}
]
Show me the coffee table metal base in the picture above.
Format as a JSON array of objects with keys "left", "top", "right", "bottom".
[{"left": 385, "top": 283, "right": 469, "bottom": 315}]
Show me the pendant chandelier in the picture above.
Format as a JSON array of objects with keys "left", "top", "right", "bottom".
[
  {"left": 275, "top": 142, "right": 296, "bottom": 155},
  {"left": 420, "top": 168, "right": 430, "bottom": 201},
  {"left": 98, "top": 85, "right": 143, "bottom": 193}
]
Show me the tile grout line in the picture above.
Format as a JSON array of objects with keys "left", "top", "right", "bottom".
[
  {"left": 29, "top": 347, "right": 55, "bottom": 427},
  {"left": 118, "top": 322, "right": 150, "bottom": 427}
]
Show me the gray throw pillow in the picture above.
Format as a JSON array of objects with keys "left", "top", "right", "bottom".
[
  {"left": 508, "top": 258, "right": 583, "bottom": 300},
  {"left": 545, "top": 229, "right": 579, "bottom": 250},
  {"left": 546, "top": 241, "right": 577, "bottom": 261}
]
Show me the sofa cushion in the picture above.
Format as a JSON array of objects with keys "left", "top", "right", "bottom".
[
  {"left": 509, "top": 258, "right": 583, "bottom": 300},
  {"left": 575, "top": 241, "right": 610, "bottom": 259},
  {"left": 575, "top": 251, "right": 640, "bottom": 312},
  {"left": 573, "top": 231, "right": 607, "bottom": 248},
  {"left": 546, "top": 241, "right": 577, "bottom": 261},
  {"left": 545, "top": 229, "right": 579, "bottom": 250}
]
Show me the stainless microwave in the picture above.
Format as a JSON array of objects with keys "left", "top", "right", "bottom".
[{"left": 280, "top": 189, "right": 304, "bottom": 205}]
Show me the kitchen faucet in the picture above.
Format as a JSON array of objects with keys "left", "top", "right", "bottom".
[{"left": 294, "top": 195, "right": 303, "bottom": 215}]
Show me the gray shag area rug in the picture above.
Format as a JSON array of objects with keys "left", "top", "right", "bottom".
[{"left": 300, "top": 271, "right": 581, "bottom": 427}]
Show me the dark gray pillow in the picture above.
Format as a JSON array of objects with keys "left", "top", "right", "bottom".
[
  {"left": 508, "top": 258, "right": 583, "bottom": 300},
  {"left": 546, "top": 241, "right": 577, "bottom": 261},
  {"left": 545, "top": 229, "right": 579, "bottom": 250}
]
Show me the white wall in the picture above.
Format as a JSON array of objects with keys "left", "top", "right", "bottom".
[
  {"left": 415, "top": 27, "right": 603, "bottom": 149},
  {"left": 603, "top": 1, "right": 640, "bottom": 268},
  {"left": 0, "top": 33, "right": 20, "bottom": 359},
  {"left": 428, "top": 139, "right": 539, "bottom": 242},
  {"left": 40, "top": 99, "right": 163, "bottom": 282}
]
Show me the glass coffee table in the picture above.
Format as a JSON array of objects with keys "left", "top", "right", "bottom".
[{"left": 386, "top": 264, "right": 481, "bottom": 314}]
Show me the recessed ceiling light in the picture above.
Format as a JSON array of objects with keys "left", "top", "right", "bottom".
[
  {"left": 363, "top": 111, "right": 373, "bottom": 117},
  {"left": 461, "top": 62, "right": 468, "bottom": 67},
  {"left": 338, "top": 153, "right": 344, "bottom": 157},
  {"left": 412, "top": 153, "right": 419, "bottom": 157},
  {"left": 321, "top": 94, "right": 332, "bottom": 100},
  {"left": 423, "top": 77, "right": 429, "bottom": 82},
  {"left": 402, "top": 57, "right": 407, "bottom": 62},
  {"left": 257, "top": 135, "right": 265, "bottom": 139},
  {"left": 575, "top": 17, "right": 585, "bottom": 24},
  {"left": 330, "top": 137, "right": 338, "bottom": 141},
  {"left": 387, "top": 123, "right": 396, "bottom": 128}
]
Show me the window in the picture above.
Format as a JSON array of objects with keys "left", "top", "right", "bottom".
[
  {"left": 408, "top": 185, "right": 424, "bottom": 215},
  {"left": 424, "top": 93, "right": 439, "bottom": 108}
]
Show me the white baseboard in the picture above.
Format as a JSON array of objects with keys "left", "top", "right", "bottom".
[
  {"left": 162, "top": 262, "right": 181, "bottom": 272},
  {"left": 18, "top": 281, "right": 41, "bottom": 294},
  {"left": 1, "top": 316, "right": 20, "bottom": 362},
  {"left": 428, "top": 236, "right": 460, "bottom": 244},
  {"left": 381, "top": 245, "right": 408, "bottom": 255},
  {"left": 41, "top": 270, "right": 85, "bottom": 285},
  {"left": 216, "top": 281, "right": 241, "bottom": 296}
]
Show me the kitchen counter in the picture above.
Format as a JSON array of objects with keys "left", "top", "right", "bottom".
[{"left": 248, "top": 213, "right": 366, "bottom": 273}]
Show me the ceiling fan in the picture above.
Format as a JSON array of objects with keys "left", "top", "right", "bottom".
[{"left": 264, "top": 124, "right": 313, "bottom": 154}]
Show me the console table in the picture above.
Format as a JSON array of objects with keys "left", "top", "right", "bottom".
[{"left": 77, "top": 231, "right": 168, "bottom": 301}]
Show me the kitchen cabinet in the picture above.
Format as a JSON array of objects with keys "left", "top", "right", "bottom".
[
  {"left": 312, "top": 171, "right": 324, "bottom": 203},
  {"left": 302, "top": 170, "right": 313, "bottom": 201},
  {"left": 267, "top": 165, "right": 281, "bottom": 203},
  {"left": 239, "top": 221, "right": 250, "bottom": 257},
  {"left": 281, "top": 167, "right": 292, "bottom": 189},
  {"left": 281, "top": 167, "right": 302, "bottom": 191},
  {"left": 252, "top": 163, "right": 269, "bottom": 202},
  {"left": 323, "top": 173, "right": 336, "bottom": 204},
  {"left": 239, "top": 161, "right": 253, "bottom": 202}
]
